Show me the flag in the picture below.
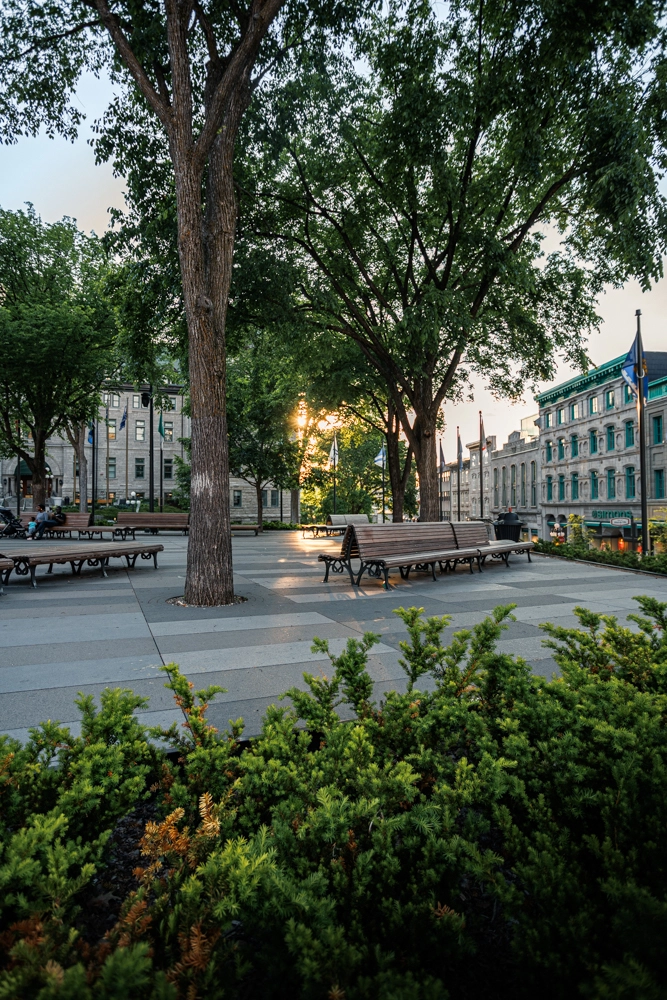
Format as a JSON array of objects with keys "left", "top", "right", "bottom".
[
  {"left": 119, "top": 404, "right": 127, "bottom": 432},
  {"left": 158, "top": 413, "right": 165, "bottom": 438},
  {"left": 87, "top": 422, "right": 94, "bottom": 444},
  {"left": 479, "top": 412, "right": 486, "bottom": 455},
  {"left": 328, "top": 433, "right": 338, "bottom": 468},
  {"left": 374, "top": 444, "right": 386, "bottom": 467},
  {"left": 439, "top": 441, "right": 446, "bottom": 472},
  {"left": 457, "top": 427, "right": 463, "bottom": 471},
  {"left": 622, "top": 332, "right": 648, "bottom": 400}
]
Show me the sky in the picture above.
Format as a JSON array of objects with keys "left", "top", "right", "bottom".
[{"left": 2, "top": 71, "right": 666, "bottom": 460}]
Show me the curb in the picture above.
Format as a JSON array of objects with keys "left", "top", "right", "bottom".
[{"left": 531, "top": 550, "right": 667, "bottom": 581}]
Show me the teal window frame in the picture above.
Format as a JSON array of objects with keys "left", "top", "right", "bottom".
[
  {"left": 606, "top": 426, "right": 615, "bottom": 451},
  {"left": 607, "top": 469, "right": 616, "bottom": 499},
  {"left": 546, "top": 441, "right": 553, "bottom": 462},
  {"left": 569, "top": 402, "right": 577, "bottom": 421},
  {"left": 135, "top": 458, "right": 145, "bottom": 479},
  {"left": 625, "top": 420, "right": 634, "bottom": 447},
  {"left": 510, "top": 464, "right": 516, "bottom": 506},
  {"left": 571, "top": 473, "right": 579, "bottom": 500},
  {"left": 546, "top": 476, "right": 553, "bottom": 501},
  {"left": 530, "top": 461, "right": 537, "bottom": 506},
  {"left": 653, "top": 414, "right": 664, "bottom": 445},
  {"left": 591, "top": 471, "right": 598, "bottom": 500},
  {"left": 656, "top": 469, "right": 665, "bottom": 500},
  {"left": 107, "top": 457, "right": 116, "bottom": 480},
  {"left": 557, "top": 438, "right": 565, "bottom": 460},
  {"left": 590, "top": 430, "right": 598, "bottom": 454},
  {"left": 558, "top": 474, "right": 565, "bottom": 501},
  {"left": 571, "top": 434, "right": 578, "bottom": 457},
  {"left": 557, "top": 408, "right": 564, "bottom": 425},
  {"left": 625, "top": 466, "right": 635, "bottom": 499},
  {"left": 605, "top": 389, "right": 615, "bottom": 410},
  {"left": 545, "top": 412, "right": 552, "bottom": 429},
  {"left": 520, "top": 463, "right": 526, "bottom": 506},
  {"left": 624, "top": 384, "right": 633, "bottom": 404}
]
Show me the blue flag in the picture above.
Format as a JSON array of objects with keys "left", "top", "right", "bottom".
[
  {"left": 374, "top": 444, "right": 386, "bottom": 467},
  {"left": 87, "top": 422, "right": 94, "bottom": 444},
  {"left": 119, "top": 404, "right": 127, "bottom": 432},
  {"left": 621, "top": 333, "right": 648, "bottom": 401}
]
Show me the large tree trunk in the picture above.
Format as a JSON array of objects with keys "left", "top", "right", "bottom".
[
  {"left": 175, "top": 147, "right": 234, "bottom": 605},
  {"left": 385, "top": 399, "right": 412, "bottom": 522},
  {"left": 65, "top": 422, "right": 88, "bottom": 512},
  {"left": 255, "top": 482, "right": 264, "bottom": 532},
  {"left": 25, "top": 432, "right": 48, "bottom": 508},
  {"left": 290, "top": 488, "right": 300, "bottom": 524}
]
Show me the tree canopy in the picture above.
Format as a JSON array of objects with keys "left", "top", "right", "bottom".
[{"left": 242, "top": 0, "right": 667, "bottom": 517}]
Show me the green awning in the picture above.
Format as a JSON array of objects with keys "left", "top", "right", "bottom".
[{"left": 13, "top": 460, "right": 52, "bottom": 476}]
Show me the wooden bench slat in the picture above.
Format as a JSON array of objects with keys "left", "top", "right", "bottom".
[{"left": 0, "top": 541, "right": 164, "bottom": 588}]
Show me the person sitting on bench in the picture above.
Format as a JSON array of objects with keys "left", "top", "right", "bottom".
[{"left": 34, "top": 505, "right": 65, "bottom": 540}]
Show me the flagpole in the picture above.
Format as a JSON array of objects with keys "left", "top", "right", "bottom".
[
  {"left": 456, "top": 426, "right": 461, "bottom": 521},
  {"left": 160, "top": 434, "right": 164, "bottom": 512},
  {"left": 333, "top": 431, "right": 337, "bottom": 515},
  {"left": 125, "top": 397, "right": 129, "bottom": 501},
  {"left": 105, "top": 405, "right": 110, "bottom": 506},
  {"left": 479, "top": 411, "right": 484, "bottom": 519},
  {"left": 636, "top": 310, "right": 649, "bottom": 555},
  {"left": 382, "top": 446, "right": 385, "bottom": 522},
  {"left": 149, "top": 387, "right": 154, "bottom": 513}
]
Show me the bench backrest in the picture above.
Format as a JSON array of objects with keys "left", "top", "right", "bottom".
[
  {"left": 116, "top": 512, "right": 189, "bottom": 526},
  {"left": 450, "top": 522, "right": 491, "bottom": 549},
  {"left": 20, "top": 512, "right": 89, "bottom": 527},
  {"left": 348, "top": 522, "right": 458, "bottom": 560},
  {"left": 326, "top": 514, "right": 348, "bottom": 525}
]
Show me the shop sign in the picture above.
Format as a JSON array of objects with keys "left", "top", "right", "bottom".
[
  {"left": 610, "top": 517, "right": 631, "bottom": 526},
  {"left": 591, "top": 510, "right": 633, "bottom": 520}
]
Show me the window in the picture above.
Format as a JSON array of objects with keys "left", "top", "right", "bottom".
[
  {"left": 107, "top": 457, "right": 116, "bottom": 479},
  {"left": 589, "top": 396, "right": 599, "bottom": 415},
  {"left": 546, "top": 475, "right": 553, "bottom": 501},
  {"left": 605, "top": 389, "right": 615, "bottom": 410},
  {"left": 591, "top": 471, "right": 599, "bottom": 500},
  {"left": 558, "top": 474, "right": 565, "bottom": 501},
  {"left": 607, "top": 469, "right": 616, "bottom": 499},
  {"left": 163, "top": 458, "right": 173, "bottom": 480},
  {"left": 163, "top": 421, "right": 174, "bottom": 442},
  {"left": 655, "top": 470, "right": 665, "bottom": 500},
  {"left": 520, "top": 463, "right": 526, "bottom": 506},
  {"left": 545, "top": 412, "right": 553, "bottom": 429},
  {"left": 135, "top": 458, "right": 145, "bottom": 479},
  {"left": 493, "top": 468, "right": 499, "bottom": 507},
  {"left": 571, "top": 472, "right": 579, "bottom": 500},
  {"left": 606, "top": 426, "right": 615, "bottom": 451},
  {"left": 557, "top": 438, "right": 565, "bottom": 460},
  {"left": 624, "top": 384, "right": 633, "bottom": 404},
  {"left": 107, "top": 419, "right": 116, "bottom": 441},
  {"left": 571, "top": 434, "right": 578, "bottom": 457},
  {"left": 557, "top": 407, "right": 565, "bottom": 425},
  {"left": 168, "top": 396, "right": 177, "bottom": 411},
  {"left": 625, "top": 420, "right": 635, "bottom": 448},
  {"left": 135, "top": 420, "right": 146, "bottom": 442},
  {"left": 530, "top": 461, "right": 537, "bottom": 506},
  {"left": 501, "top": 466, "right": 507, "bottom": 506},
  {"left": 569, "top": 402, "right": 577, "bottom": 421},
  {"left": 510, "top": 464, "right": 516, "bottom": 506},
  {"left": 133, "top": 394, "right": 141, "bottom": 408},
  {"left": 546, "top": 441, "right": 553, "bottom": 462},
  {"left": 233, "top": 489, "right": 243, "bottom": 507},
  {"left": 271, "top": 489, "right": 279, "bottom": 507},
  {"left": 625, "top": 466, "right": 635, "bottom": 499},
  {"left": 590, "top": 429, "right": 598, "bottom": 454},
  {"left": 653, "top": 414, "right": 664, "bottom": 445}
]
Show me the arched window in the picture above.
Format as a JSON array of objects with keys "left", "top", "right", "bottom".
[
  {"left": 590, "top": 470, "right": 599, "bottom": 500},
  {"left": 625, "top": 466, "right": 636, "bottom": 499},
  {"left": 571, "top": 434, "right": 578, "bottom": 457},
  {"left": 530, "top": 461, "right": 537, "bottom": 506},
  {"left": 606, "top": 469, "right": 616, "bottom": 499},
  {"left": 520, "top": 463, "right": 526, "bottom": 506},
  {"left": 558, "top": 474, "right": 565, "bottom": 501},
  {"left": 557, "top": 438, "right": 566, "bottom": 460},
  {"left": 606, "top": 426, "right": 615, "bottom": 451},
  {"left": 590, "top": 429, "right": 598, "bottom": 454},
  {"left": 501, "top": 466, "right": 507, "bottom": 506},
  {"left": 571, "top": 472, "right": 579, "bottom": 500},
  {"left": 510, "top": 464, "right": 516, "bottom": 506},
  {"left": 625, "top": 420, "right": 634, "bottom": 447},
  {"left": 493, "top": 467, "right": 499, "bottom": 506},
  {"left": 546, "top": 441, "right": 553, "bottom": 462}
]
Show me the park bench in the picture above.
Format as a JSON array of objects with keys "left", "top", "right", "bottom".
[
  {"left": 115, "top": 512, "right": 190, "bottom": 538},
  {"left": 19, "top": 512, "right": 115, "bottom": 540},
  {"left": 303, "top": 513, "right": 370, "bottom": 538},
  {"left": 450, "top": 521, "right": 533, "bottom": 564},
  {"left": 319, "top": 521, "right": 482, "bottom": 588},
  {"left": 0, "top": 557, "right": 12, "bottom": 594},
  {"left": 0, "top": 540, "right": 164, "bottom": 588},
  {"left": 231, "top": 524, "right": 260, "bottom": 534}
]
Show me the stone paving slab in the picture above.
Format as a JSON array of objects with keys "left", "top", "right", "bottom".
[{"left": 1, "top": 536, "right": 667, "bottom": 741}]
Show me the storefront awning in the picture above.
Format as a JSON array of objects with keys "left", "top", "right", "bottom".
[{"left": 12, "top": 460, "right": 52, "bottom": 476}]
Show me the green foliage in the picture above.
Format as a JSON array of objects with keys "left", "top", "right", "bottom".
[
  {"left": 567, "top": 513, "right": 589, "bottom": 551},
  {"left": 534, "top": 539, "right": 667, "bottom": 575},
  {"left": 4, "top": 601, "right": 667, "bottom": 997}
]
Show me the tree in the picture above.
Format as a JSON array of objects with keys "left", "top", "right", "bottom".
[
  {"left": 0, "top": 208, "right": 116, "bottom": 507},
  {"left": 0, "top": 0, "right": 365, "bottom": 602},
  {"left": 245, "top": 0, "right": 667, "bottom": 519},
  {"left": 227, "top": 336, "right": 304, "bottom": 531}
]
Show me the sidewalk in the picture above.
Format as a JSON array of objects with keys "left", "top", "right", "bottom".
[{"left": 2, "top": 532, "right": 666, "bottom": 742}]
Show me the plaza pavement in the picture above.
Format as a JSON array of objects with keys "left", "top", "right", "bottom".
[{"left": 2, "top": 530, "right": 667, "bottom": 743}]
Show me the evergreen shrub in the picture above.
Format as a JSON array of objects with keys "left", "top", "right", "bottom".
[
  {"left": 2, "top": 600, "right": 667, "bottom": 998},
  {"left": 534, "top": 539, "right": 667, "bottom": 575}
]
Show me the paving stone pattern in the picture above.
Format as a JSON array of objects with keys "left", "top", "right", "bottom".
[{"left": 2, "top": 532, "right": 667, "bottom": 743}]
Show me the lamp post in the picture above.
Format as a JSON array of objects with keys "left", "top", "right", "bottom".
[{"left": 141, "top": 388, "right": 154, "bottom": 512}]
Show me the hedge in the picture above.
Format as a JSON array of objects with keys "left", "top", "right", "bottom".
[
  {"left": 534, "top": 539, "right": 667, "bottom": 575},
  {"left": 2, "top": 599, "right": 667, "bottom": 998}
]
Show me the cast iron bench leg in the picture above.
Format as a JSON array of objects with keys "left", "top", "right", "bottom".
[
  {"left": 153, "top": 551, "right": 158, "bottom": 569},
  {"left": 527, "top": 549, "right": 532, "bottom": 562},
  {"left": 30, "top": 565, "right": 37, "bottom": 588}
]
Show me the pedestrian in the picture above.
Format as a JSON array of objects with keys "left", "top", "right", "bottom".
[{"left": 34, "top": 504, "right": 62, "bottom": 540}]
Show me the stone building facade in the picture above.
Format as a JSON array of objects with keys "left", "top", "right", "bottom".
[
  {"left": 0, "top": 385, "right": 295, "bottom": 522},
  {"left": 489, "top": 416, "right": 541, "bottom": 539},
  {"left": 535, "top": 352, "right": 667, "bottom": 546}
]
